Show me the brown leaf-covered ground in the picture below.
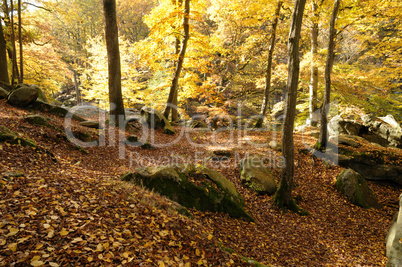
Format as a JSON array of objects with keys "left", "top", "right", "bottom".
[{"left": 0, "top": 99, "right": 401, "bottom": 266}]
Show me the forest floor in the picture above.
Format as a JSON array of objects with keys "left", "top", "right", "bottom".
[{"left": 0, "top": 99, "right": 401, "bottom": 266}]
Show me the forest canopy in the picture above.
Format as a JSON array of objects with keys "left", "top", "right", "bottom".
[{"left": 0, "top": 0, "right": 401, "bottom": 120}]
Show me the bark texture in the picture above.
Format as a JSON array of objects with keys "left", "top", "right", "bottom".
[
  {"left": 308, "top": 1, "right": 319, "bottom": 126},
  {"left": 163, "top": 0, "right": 190, "bottom": 121},
  {"left": 273, "top": 0, "right": 307, "bottom": 211},
  {"left": 318, "top": 0, "right": 341, "bottom": 150},
  {"left": 103, "top": 0, "right": 125, "bottom": 124},
  {"left": 255, "top": 0, "right": 282, "bottom": 128}
]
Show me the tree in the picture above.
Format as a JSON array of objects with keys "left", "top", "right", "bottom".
[
  {"left": 317, "top": 0, "right": 341, "bottom": 151},
  {"left": 103, "top": 0, "right": 125, "bottom": 124},
  {"left": 0, "top": 16, "right": 9, "bottom": 84},
  {"left": 17, "top": 0, "right": 22, "bottom": 83},
  {"left": 307, "top": 0, "right": 320, "bottom": 126},
  {"left": 273, "top": 0, "right": 307, "bottom": 213},
  {"left": 163, "top": 0, "right": 190, "bottom": 121},
  {"left": 9, "top": 0, "right": 20, "bottom": 85},
  {"left": 255, "top": 0, "right": 282, "bottom": 128}
]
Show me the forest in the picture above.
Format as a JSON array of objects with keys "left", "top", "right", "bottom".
[{"left": 0, "top": 0, "right": 402, "bottom": 266}]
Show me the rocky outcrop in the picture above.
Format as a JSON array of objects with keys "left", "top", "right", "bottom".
[
  {"left": 335, "top": 169, "right": 381, "bottom": 209},
  {"left": 338, "top": 153, "right": 402, "bottom": 185},
  {"left": 239, "top": 157, "right": 277, "bottom": 195},
  {"left": 7, "top": 86, "right": 38, "bottom": 107},
  {"left": 0, "top": 126, "right": 37, "bottom": 148},
  {"left": 362, "top": 114, "right": 402, "bottom": 148},
  {"left": 386, "top": 194, "right": 402, "bottom": 267},
  {"left": 328, "top": 115, "right": 362, "bottom": 136},
  {"left": 327, "top": 114, "right": 401, "bottom": 148},
  {"left": 24, "top": 114, "right": 50, "bottom": 126},
  {"left": 141, "top": 106, "right": 175, "bottom": 134},
  {"left": 121, "top": 165, "right": 252, "bottom": 220},
  {"left": 28, "top": 100, "right": 85, "bottom": 122},
  {"left": 79, "top": 120, "right": 101, "bottom": 129},
  {"left": 0, "top": 87, "right": 8, "bottom": 99}
]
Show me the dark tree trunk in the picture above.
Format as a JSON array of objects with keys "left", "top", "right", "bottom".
[
  {"left": 103, "top": 0, "right": 125, "bottom": 125},
  {"left": 0, "top": 19, "right": 9, "bottom": 84},
  {"left": 255, "top": 0, "right": 282, "bottom": 128},
  {"left": 318, "top": 0, "right": 341, "bottom": 150},
  {"left": 171, "top": 0, "right": 183, "bottom": 122},
  {"left": 163, "top": 0, "right": 190, "bottom": 120},
  {"left": 308, "top": 1, "right": 318, "bottom": 126},
  {"left": 73, "top": 69, "right": 81, "bottom": 105},
  {"left": 18, "top": 0, "right": 22, "bottom": 83},
  {"left": 10, "top": 0, "right": 20, "bottom": 85},
  {"left": 273, "top": 0, "right": 307, "bottom": 213}
]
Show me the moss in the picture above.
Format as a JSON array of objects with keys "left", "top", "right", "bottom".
[{"left": 123, "top": 167, "right": 253, "bottom": 221}]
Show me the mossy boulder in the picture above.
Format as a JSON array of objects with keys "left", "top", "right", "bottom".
[
  {"left": 335, "top": 169, "right": 381, "bottom": 209},
  {"left": 7, "top": 86, "right": 38, "bottom": 107},
  {"left": 239, "top": 157, "right": 277, "bottom": 195},
  {"left": 24, "top": 114, "right": 50, "bottom": 126},
  {"left": 0, "top": 87, "right": 8, "bottom": 99},
  {"left": 0, "top": 126, "right": 36, "bottom": 148},
  {"left": 121, "top": 165, "right": 252, "bottom": 220}
]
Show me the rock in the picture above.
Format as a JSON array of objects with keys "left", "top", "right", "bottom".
[
  {"left": 79, "top": 120, "right": 101, "bottom": 129},
  {"left": 121, "top": 165, "right": 252, "bottom": 220},
  {"left": 140, "top": 106, "right": 168, "bottom": 129},
  {"left": 24, "top": 114, "right": 50, "bottom": 126},
  {"left": 186, "top": 119, "right": 209, "bottom": 129},
  {"left": 163, "top": 124, "right": 176, "bottom": 135},
  {"left": 126, "top": 135, "right": 138, "bottom": 143},
  {"left": 29, "top": 84, "right": 48, "bottom": 103},
  {"left": 335, "top": 169, "right": 381, "bottom": 209},
  {"left": 7, "top": 86, "right": 38, "bottom": 107},
  {"left": 0, "top": 126, "right": 37, "bottom": 148},
  {"left": 386, "top": 194, "right": 402, "bottom": 267},
  {"left": 329, "top": 135, "right": 361, "bottom": 148},
  {"left": 71, "top": 104, "right": 106, "bottom": 118},
  {"left": 0, "top": 87, "right": 8, "bottom": 99},
  {"left": 72, "top": 131, "right": 93, "bottom": 142},
  {"left": 28, "top": 100, "right": 85, "bottom": 121},
  {"left": 362, "top": 114, "right": 402, "bottom": 148},
  {"left": 212, "top": 149, "right": 233, "bottom": 160},
  {"left": 338, "top": 151, "right": 402, "bottom": 185},
  {"left": 141, "top": 142, "right": 154, "bottom": 149},
  {"left": 328, "top": 115, "right": 362, "bottom": 136},
  {"left": 239, "top": 157, "right": 277, "bottom": 195},
  {"left": 269, "top": 140, "right": 281, "bottom": 152}
]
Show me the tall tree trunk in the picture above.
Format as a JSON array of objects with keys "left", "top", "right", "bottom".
[
  {"left": 255, "top": 0, "right": 282, "bottom": 128},
  {"left": 73, "top": 69, "right": 81, "bottom": 105},
  {"left": 0, "top": 19, "right": 9, "bottom": 84},
  {"left": 308, "top": 1, "right": 318, "bottom": 126},
  {"left": 10, "top": 0, "right": 20, "bottom": 85},
  {"left": 163, "top": 0, "right": 190, "bottom": 120},
  {"left": 171, "top": 0, "right": 183, "bottom": 122},
  {"left": 273, "top": 0, "right": 307, "bottom": 213},
  {"left": 17, "top": 0, "right": 22, "bottom": 83},
  {"left": 103, "top": 0, "right": 125, "bottom": 125},
  {"left": 317, "top": 0, "right": 341, "bottom": 150}
]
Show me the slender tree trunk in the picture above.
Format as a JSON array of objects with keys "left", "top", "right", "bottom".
[
  {"left": 308, "top": 1, "right": 318, "bottom": 126},
  {"left": 273, "top": 0, "right": 307, "bottom": 212},
  {"left": 103, "top": 0, "right": 125, "bottom": 124},
  {"left": 163, "top": 0, "right": 190, "bottom": 120},
  {"left": 17, "top": 0, "right": 22, "bottom": 83},
  {"left": 318, "top": 0, "right": 340, "bottom": 150},
  {"left": 255, "top": 0, "right": 282, "bottom": 128},
  {"left": 0, "top": 19, "right": 9, "bottom": 84},
  {"left": 10, "top": 0, "right": 20, "bottom": 85},
  {"left": 171, "top": 0, "right": 183, "bottom": 122},
  {"left": 73, "top": 69, "right": 81, "bottom": 105}
]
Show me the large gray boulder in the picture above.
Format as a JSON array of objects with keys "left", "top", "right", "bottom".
[
  {"left": 328, "top": 115, "right": 362, "bottom": 136},
  {"left": 335, "top": 169, "right": 381, "bottom": 209},
  {"left": 362, "top": 114, "right": 402, "bottom": 148},
  {"left": 121, "top": 165, "right": 252, "bottom": 220},
  {"left": 386, "top": 194, "right": 402, "bottom": 267},
  {"left": 239, "top": 157, "right": 277, "bottom": 195},
  {"left": 7, "top": 86, "right": 38, "bottom": 107}
]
